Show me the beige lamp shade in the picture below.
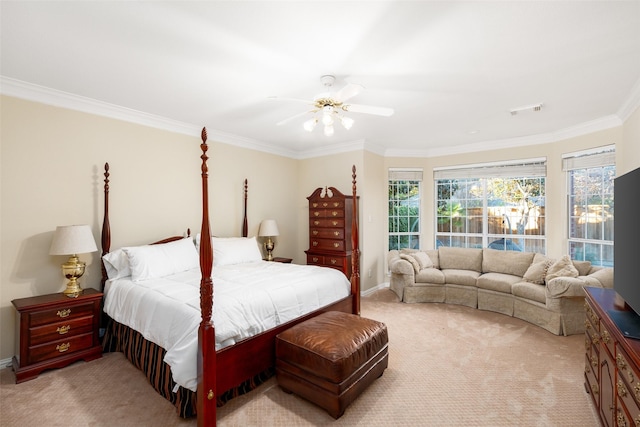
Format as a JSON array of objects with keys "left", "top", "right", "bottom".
[
  {"left": 50, "top": 225, "right": 98, "bottom": 255},
  {"left": 258, "top": 219, "right": 280, "bottom": 237}
]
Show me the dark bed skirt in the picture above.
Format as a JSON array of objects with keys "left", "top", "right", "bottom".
[{"left": 102, "top": 319, "right": 274, "bottom": 418}]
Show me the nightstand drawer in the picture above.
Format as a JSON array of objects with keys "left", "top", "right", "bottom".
[
  {"left": 12, "top": 289, "right": 103, "bottom": 383},
  {"left": 27, "top": 332, "right": 95, "bottom": 365},
  {"left": 28, "top": 301, "right": 96, "bottom": 327},
  {"left": 29, "top": 315, "right": 94, "bottom": 346}
]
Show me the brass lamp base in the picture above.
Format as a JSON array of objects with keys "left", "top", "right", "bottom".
[
  {"left": 264, "top": 238, "right": 275, "bottom": 261},
  {"left": 61, "top": 255, "right": 85, "bottom": 298}
]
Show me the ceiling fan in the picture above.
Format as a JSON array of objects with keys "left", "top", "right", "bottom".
[{"left": 272, "top": 75, "right": 394, "bottom": 136}]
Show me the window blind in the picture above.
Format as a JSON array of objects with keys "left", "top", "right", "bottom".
[
  {"left": 562, "top": 146, "right": 615, "bottom": 171},
  {"left": 433, "top": 159, "right": 546, "bottom": 180},
  {"left": 389, "top": 168, "right": 423, "bottom": 181}
]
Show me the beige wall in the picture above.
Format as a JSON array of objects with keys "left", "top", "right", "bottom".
[
  {"left": 0, "top": 95, "right": 298, "bottom": 361},
  {"left": 1, "top": 94, "right": 638, "bottom": 362}
]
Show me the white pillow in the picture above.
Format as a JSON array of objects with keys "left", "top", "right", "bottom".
[
  {"left": 212, "top": 236, "right": 263, "bottom": 266},
  {"left": 123, "top": 238, "right": 199, "bottom": 281},
  {"left": 102, "top": 248, "right": 131, "bottom": 279}
]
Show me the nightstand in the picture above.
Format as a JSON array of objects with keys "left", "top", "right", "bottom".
[
  {"left": 272, "top": 257, "right": 293, "bottom": 263},
  {"left": 11, "top": 288, "right": 103, "bottom": 383}
]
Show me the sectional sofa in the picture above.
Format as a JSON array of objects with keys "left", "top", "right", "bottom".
[{"left": 387, "top": 247, "right": 613, "bottom": 336}]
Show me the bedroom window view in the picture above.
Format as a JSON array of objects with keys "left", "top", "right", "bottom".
[
  {"left": 388, "top": 170, "right": 422, "bottom": 250},
  {"left": 434, "top": 162, "right": 547, "bottom": 253},
  {"left": 565, "top": 149, "right": 615, "bottom": 267}
]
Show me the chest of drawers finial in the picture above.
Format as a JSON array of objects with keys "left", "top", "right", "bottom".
[{"left": 305, "top": 186, "right": 357, "bottom": 277}]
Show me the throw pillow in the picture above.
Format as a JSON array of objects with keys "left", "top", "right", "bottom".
[
  {"left": 399, "top": 253, "right": 421, "bottom": 273},
  {"left": 546, "top": 255, "right": 579, "bottom": 283},
  {"left": 523, "top": 260, "right": 552, "bottom": 285},
  {"left": 411, "top": 251, "right": 434, "bottom": 270}
]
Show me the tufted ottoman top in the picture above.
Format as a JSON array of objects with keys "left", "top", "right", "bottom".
[{"left": 275, "top": 311, "right": 388, "bottom": 384}]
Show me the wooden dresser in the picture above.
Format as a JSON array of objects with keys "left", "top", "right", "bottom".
[
  {"left": 585, "top": 287, "right": 640, "bottom": 427},
  {"left": 12, "top": 288, "right": 103, "bottom": 383},
  {"left": 305, "top": 186, "right": 356, "bottom": 278}
]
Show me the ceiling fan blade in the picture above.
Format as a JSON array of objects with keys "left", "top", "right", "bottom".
[
  {"left": 342, "top": 103, "right": 394, "bottom": 117},
  {"left": 334, "top": 83, "right": 364, "bottom": 103},
  {"left": 276, "top": 110, "right": 315, "bottom": 126}
]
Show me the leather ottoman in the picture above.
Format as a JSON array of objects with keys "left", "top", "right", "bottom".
[{"left": 275, "top": 311, "right": 388, "bottom": 418}]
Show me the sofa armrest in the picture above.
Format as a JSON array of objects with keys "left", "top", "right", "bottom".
[
  {"left": 388, "top": 250, "right": 415, "bottom": 276},
  {"left": 586, "top": 267, "right": 614, "bottom": 289},
  {"left": 546, "top": 276, "right": 603, "bottom": 298}
]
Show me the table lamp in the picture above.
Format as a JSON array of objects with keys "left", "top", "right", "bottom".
[
  {"left": 49, "top": 225, "right": 98, "bottom": 297},
  {"left": 258, "top": 219, "right": 279, "bottom": 261}
]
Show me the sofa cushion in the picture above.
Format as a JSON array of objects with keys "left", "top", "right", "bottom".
[
  {"left": 399, "top": 253, "right": 421, "bottom": 273},
  {"left": 412, "top": 251, "right": 434, "bottom": 270},
  {"left": 572, "top": 260, "right": 592, "bottom": 276},
  {"left": 425, "top": 249, "right": 440, "bottom": 269},
  {"left": 476, "top": 272, "right": 522, "bottom": 293},
  {"left": 442, "top": 269, "right": 480, "bottom": 287},
  {"left": 482, "top": 249, "right": 535, "bottom": 277},
  {"left": 546, "top": 255, "right": 579, "bottom": 282},
  {"left": 439, "top": 247, "right": 482, "bottom": 272},
  {"left": 512, "top": 281, "right": 546, "bottom": 304},
  {"left": 523, "top": 259, "right": 553, "bottom": 285},
  {"left": 415, "top": 268, "right": 446, "bottom": 284}
]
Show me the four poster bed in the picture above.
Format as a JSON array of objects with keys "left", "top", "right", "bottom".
[{"left": 100, "top": 128, "right": 361, "bottom": 425}]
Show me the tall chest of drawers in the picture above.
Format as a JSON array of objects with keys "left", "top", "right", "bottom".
[
  {"left": 305, "top": 186, "right": 356, "bottom": 278},
  {"left": 585, "top": 287, "right": 640, "bottom": 427},
  {"left": 12, "top": 288, "right": 103, "bottom": 383}
]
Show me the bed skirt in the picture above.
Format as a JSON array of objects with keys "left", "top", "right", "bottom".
[{"left": 102, "top": 319, "right": 274, "bottom": 418}]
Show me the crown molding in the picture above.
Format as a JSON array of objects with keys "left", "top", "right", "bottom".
[
  {"left": 385, "top": 115, "right": 624, "bottom": 159},
  {"left": 0, "top": 76, "right": 202, "bottom": 137},
  {"left": 3, "top": 76, "right": 635, "bottom": 161},
  {"left": 617, "top": 75, "right": 640, "bottom": 121}
]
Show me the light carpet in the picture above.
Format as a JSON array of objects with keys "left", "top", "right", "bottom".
[{"left": 1, "top": 289, "right": 599, "bottom": 426}]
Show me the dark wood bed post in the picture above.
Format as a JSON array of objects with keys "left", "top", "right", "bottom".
[
  {"left": 242, "top": 179, "right": 248, "bottom": 238},
  {"left": 351, "top": 165, "right": 361, "bottom": 315},
  {"left": 197, "top": 128, "right": 216, "bottom": 427},
  {"left": 100, "top": 163, "right": 111, "bottom": 291}
]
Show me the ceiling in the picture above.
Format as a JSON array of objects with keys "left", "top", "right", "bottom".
[{"left": 2, "top": 1, "right": 640, "bottom": 158}]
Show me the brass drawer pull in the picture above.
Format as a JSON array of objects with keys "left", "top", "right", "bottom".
[
  {"left": 57, "top": 325, "right": 71, "bottom": 335},
  {"left": 602, "top": 330, "right": 610, "bottom": 344},
  {"left": 333, "top": 243, "right": 340, "bottom": 248},
  {"left": 314, "top": 212, "right": 320, "bottom": 217},
  {"left": 334, "top": 231, "right": 340, "bottom": 236},
  {"left": 618, "top": 380, "right": 628, "bottom": 398},
  {"left": 56, "top": 343, "right": 70, "bottom": 353},
  {"left": 312, "top": 257, "right": 319, "bottom": 262},
  {"left": 312, "top": 230, "right": 318, "bottom": 235},
  {"left": 617, "top": 354, "right": 628, "bottom": 371},
  {"left": 332, "top": 221, "right": 338, "bottom": 226},
  {"left": 331, "top": 211, "right": 338, "bottom": 217},
  {"left": 57, "top": 309, "right": 71, "bottom": 318},
  {"left": 312, "top": 241, "right": 318, "bottom": 246}
]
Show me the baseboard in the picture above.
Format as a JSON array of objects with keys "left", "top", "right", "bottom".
[
  {"left": 1, "top": 357, "right": 13, "bottom": 369},
  {"left": 362, "top": 282, "right": 389, "bottom": 297}
]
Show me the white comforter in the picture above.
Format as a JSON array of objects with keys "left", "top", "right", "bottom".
[{"left": 103, "top": 261, "right": 350, "bottom": 392}]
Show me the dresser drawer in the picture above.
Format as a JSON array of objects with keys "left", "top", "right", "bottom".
[
  {"left": 310, "top": 200, "right": 344, "bottom": 209},
  {"left": 310, "top": 209, "right": 345, "bottom": 219},
  {"left": 617, "top": 346, "right": 640, "bottom": 406},
  {"left": 585, "top": 353, "right": 599, "bottom": 407},
  {"left": 310, "top": 239, "right": 345, "bottom": 252},
  {"left": 28, "top": 301, "right": 97, "bottom": 327},
  {"left": 27, "top": 332, "right": 95, "bottom": 365},
  {"left": 29, "top": 315, "right": 94, "bottom": 346},
  {"left": 310, "top": 228, "right": 345, "bottom": 239},
  {"left": 310, "top": 218, "right": 345, "bottom": 228}
]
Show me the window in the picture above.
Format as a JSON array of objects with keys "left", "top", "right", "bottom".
[
  {"left": 388, "top": 169, "right": 422, "bottom": 250},
  {"left": 564, "top": 147, "right": 615, "bottom": 267},
  {"left": 434, "top": 160, "right": 546, "bottom": 253}
]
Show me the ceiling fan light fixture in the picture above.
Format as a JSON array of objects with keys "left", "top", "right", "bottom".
[
  {"left": 303, "top": 118, "right": 318, "bottom": 132},
  {"left": 324, "top": 124, "right": 334, "bottom": 137},
  {"left": 341, "top": 116, "right": 354, "bottom": 130}
]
